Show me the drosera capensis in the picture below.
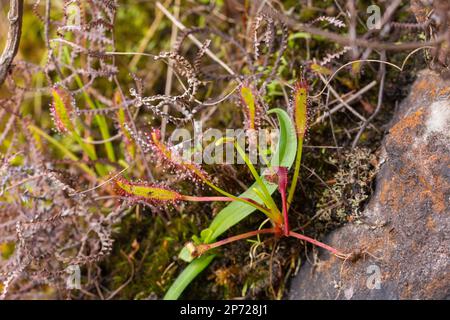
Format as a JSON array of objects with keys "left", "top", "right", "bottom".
[{"left": 112, "top": 79, "right": 349, "bottom": 300}]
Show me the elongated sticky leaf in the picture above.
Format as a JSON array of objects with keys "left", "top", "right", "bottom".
[
  {"left": 114, "top": 179, "right": 181, "bottom": 202},
  {"left": 241, "top": 86, "right": 257, "bottom": 129}
]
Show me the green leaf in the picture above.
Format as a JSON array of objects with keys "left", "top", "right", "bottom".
[
  {"left": 288, "top": 32, "right": 312, "bottom": 40},
  {"left": 267, "top": 108, "right": 297, "bottom": 168},
  {"left": 200, "top": 228, "right": 213, "bottom": 243},
  {"left": 28, "top": 124, "right": 96, "bottom": 177},
  {"left": 191, "top": 235, "right": 201, "bottom": 244},
  {"left": 165, "top": 108, "right": 297, "bottom": 299},
  {"left": 163, "top": 254, "right": 216, "bottom": 300}
]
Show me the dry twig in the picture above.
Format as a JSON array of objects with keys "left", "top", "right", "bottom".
[{"left": 0, "top": 0, "right": 23, "bottom": 86}]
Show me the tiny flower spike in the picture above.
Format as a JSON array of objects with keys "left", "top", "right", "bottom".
[{"left": 50, "top": 86, "right": 77, "bottom": 134}]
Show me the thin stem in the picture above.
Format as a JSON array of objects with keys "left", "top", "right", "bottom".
[
  {"left": 196, "top": 228, "right": 277, "bottom": 255},
  {"left": 351, "top": 51, "right": 387, "bottom": 148},
  {"left": 288, "top": 231, "right": 346, "bottom": 258},
  {"left": 128, "top": 0, "right": 172, "bottom": 69},
  {"left": 281, "top": 191, "right": 289, "bottom": 235},
  {"left": 316, "top": 72, "right": 374, "bottom": 128},
  {"left": 287, "top": 142, "right": 303, "bottom": 209},
  {"left": 160, "top": 0, "right": 179, "bottom": 140},
  {"left": 69, "top": 166, "right": 130, "bottom": 196},
  {"left": 277, "top": 167, "right": 289, "bottom": 236},
  {"left": 283, "top": 15, "right": 446, "bottom": 51},
  {"left": 313, "top": 81, "right": 377, "bottom": 124},
  {"left": 44, "top": 0, "right": 64, "bottom": 80},
  {"left": 181, "top": 195, "right": 233, "bottom": 202},
  {"left": 80, "top": 132, "right": 123, "bottom": 144},
  {"left": 225, "top": 139, "right": 281, "bottom": 222},
  {"left": 235, "top": 142, "right": 275, "bottom": 208},
  {"left": 194, "top": 228, "right": 348, "bottom": 260}
]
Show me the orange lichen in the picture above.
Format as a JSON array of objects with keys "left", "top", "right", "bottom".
[
  {"left": 389, "top": 108, "right": 425, "bottom": 144},
  {"left": 437, "top": 87, "right": 450, "bottom": 97},
  {"left": 422, "top": 273, "right": 450, "bottom": 298},
  {"left": 379, "top": 182, "right": 390, "bottom": 205},
  {"left": 418, "top": 174, "right": 447, "bottom": 214},
  {"left": 378, "top": 174, "right": 405, "bottom": 213},
  {"left": 426, "top": 215, "right": 436, "bottom": 231},
  {"left": 413, "top": 79, "right": 432, "bottom": 92}
]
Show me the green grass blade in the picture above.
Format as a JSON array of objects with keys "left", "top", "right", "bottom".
[
  {"left": 163, "top": 254, "right": 216, "bottom": 300},
  {"left": 28, "top": 124, "right": 97, "bottom": 177},
  {"left": 74, "top": 75, "right": 116, "bottom": 163}
]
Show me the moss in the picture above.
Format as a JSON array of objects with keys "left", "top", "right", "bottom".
[{"left": 102, "top": 207, "right": 209, "bottom": 299}]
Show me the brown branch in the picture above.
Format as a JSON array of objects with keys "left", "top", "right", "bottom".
[
  {"left": 0, "top": 0, "right": 23, "bottom": 87},
  {"left": 292, "top": 23, "right": 446, "bottom": 51},
  {"left": 264, "top": 6, "right": 446, "bottom": 51}
]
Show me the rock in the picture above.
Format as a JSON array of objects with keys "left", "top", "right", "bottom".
[{"left": 288, "top": 70, "right": 450, "bottom": 300}]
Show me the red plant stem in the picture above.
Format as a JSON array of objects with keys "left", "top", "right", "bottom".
[
  {"left": 195, "top": 228, "right": 346, "bottom": 259},
  {"left": 197, "top": 228, "right": 277, "bottom": 253},
  {"left": 276, "top": 167, "right": 289, "bottom": 236},
  {"left": 280, "top": 186, "right": 289, "bottom": 236},
  {"left": 288, "top": 231, "right": 345, "bottom": 257},
  {"left": 241, "top": 197, "right": 271, "bottom": 213},
  {"left": 182, "top": 195, "right": 234, "bottom": 202}
]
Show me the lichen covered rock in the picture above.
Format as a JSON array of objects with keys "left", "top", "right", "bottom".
[{"left": 288, "top": 70, "right": 450, "bottom": 300}]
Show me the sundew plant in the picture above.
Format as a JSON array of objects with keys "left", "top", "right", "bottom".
[
  {"left": 112, "top": 79, "right": 348, "bottom": 299},
  {"left": 161, "top": 80, "right": 349, "bottom": 299}
]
